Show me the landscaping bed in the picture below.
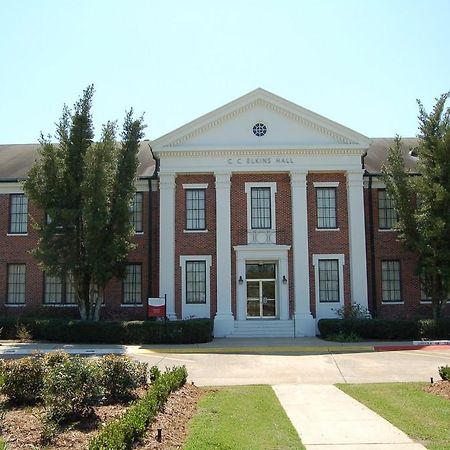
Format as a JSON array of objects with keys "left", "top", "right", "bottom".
[
  {"left": 0, "top": 353, "right": 191, "bottom": 449},
  {"left": 1, "top": 383, "right": 201, "bottom": 450}
]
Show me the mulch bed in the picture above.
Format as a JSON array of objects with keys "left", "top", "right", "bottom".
[
  {"left": 425, "top": 379, "right": 450, "bottom": 400},
  {"left": 0, "top": 384, "right": 202, "bottom": 449}
]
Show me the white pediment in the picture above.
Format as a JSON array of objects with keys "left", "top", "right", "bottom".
[{"left": 152, "top": 89, "right": 370, "bottom": 153}]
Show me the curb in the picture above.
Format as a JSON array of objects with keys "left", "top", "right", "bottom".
[{"left": 375, "top": 344, "right": 450, "bottom": 352}]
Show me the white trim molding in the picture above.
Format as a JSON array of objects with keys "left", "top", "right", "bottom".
[
  {"left": 182, "top": 183, "right": 209, "bottom": 189},
  {"left": 234, "top": 245, "right": 291, "bottom": 322},
  {"left": 313, "top": 181, "right": 340, "bottom": 188},
  {"left": 180, "top": 255, "right": 212, "bottom": 319},
  {"left": 313, "top": 253, "right": 345, "bottom": 320},
  {"left": 244, "top": 182, "right": 277, "bottom": 244}
]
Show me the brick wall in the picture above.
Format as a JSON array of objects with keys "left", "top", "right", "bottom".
[
  {"left": 0, "top": 190, "right": 152, "bottom": 321},
  {"left": 307, "top": 173, "right": 351, "bottom": 317},
  {"left": 230, "top": 173, "right": 293, "bottom": 316},
  {"left": 174, "top": 175, "right": 217, "bottom": 319},
  {"left": 364, "top": 186, "right": 449, "bottom": 319}
]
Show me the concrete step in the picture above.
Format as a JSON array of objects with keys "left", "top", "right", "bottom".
[{"left": 230, "top": 320, "right": 295, "bottom": 338}]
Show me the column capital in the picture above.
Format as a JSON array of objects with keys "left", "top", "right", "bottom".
[
  {"left": 290, "top": 171, "right": 308, "bottom": 187},
  {"left": 159, "top": 172, "right": 176, "bottom": 189},
  {"left": 346, "top": 170, "right": 364, "bottom": 186},
  {"left": 215, "top": 171, "right": 231, "bottom": 189}
]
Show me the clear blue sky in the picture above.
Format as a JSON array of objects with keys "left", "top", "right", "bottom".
[{"left": 1, "top": 0, "right": 449, "bottom": 144}]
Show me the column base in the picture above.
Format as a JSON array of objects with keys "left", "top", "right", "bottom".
[
  {"left": 294, "top": 313, "right": 316, "bottom": 337},
  {"left": 213, "top": 313, "right": 235, "bottom": 337},
  {"left": 166, "top": 312, "right": 178, "bottom": 321}
]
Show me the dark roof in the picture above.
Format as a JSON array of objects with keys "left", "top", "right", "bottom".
[
  {"left": 0, "top": 138, "right": 418, "bottom": 179},
  {"left": 365, "top": 137, "right": 419, "bottom": 174},
  {"left": 0, "top": 142, "right": 155, "bottom": 180}
]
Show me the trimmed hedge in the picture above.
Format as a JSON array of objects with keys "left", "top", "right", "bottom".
[
  {"left": 0, "top": 317, "right": 213, "bottom": 344},
  {"left": 319, "top": 318, "right": 450, "bottom": 340},
  {"left": 89, "top": 366, "right": 187, "bottom": 450}
]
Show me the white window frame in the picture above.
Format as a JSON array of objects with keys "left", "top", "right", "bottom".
[
  {"left": 8, "top": 194, "right": 28, "bottom": 235},
  {"left": 180, "top": 255, "right": 212, "bottom": 318},
  {"left": 381, "top": 260, "right": 403, "bottom": 304},
  {"left": 244, "top": 182, "right": 277, "bottom": 231},
  {"left": 313, "top": 182, "right": 339, "bottom": 231},
  {"left": 130, "top": 191, "right": 144, "bottom": 234},
  {"left": 182, "top": 184, "right": 208, "bottom": 233},
  {"left": 312, "top": 254, "right": 345, "bottom": 305}
]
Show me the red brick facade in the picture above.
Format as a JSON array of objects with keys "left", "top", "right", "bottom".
[
  {"left": 0, "top": 189, "right": 159, "bottom": 320},
  {"left": 1, "top": 173, "right": 446, "bottom": 322}
]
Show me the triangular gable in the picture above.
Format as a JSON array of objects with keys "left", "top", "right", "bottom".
[{"left": 152, "top": 88, "right": 370, "bottom": 151}]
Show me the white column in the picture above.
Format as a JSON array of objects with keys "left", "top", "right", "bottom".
[
  {"left": 214, "top": 171, "right": 234, "bottom": 336},
  {"left": 159, "top": 172, "right": 177, "bottom": 319},
  {"left": 290, "top": 171, "right": 315, "bottom": 336},
  {"left": 347, "top": 171, "right": 369, "bottom": 309}
]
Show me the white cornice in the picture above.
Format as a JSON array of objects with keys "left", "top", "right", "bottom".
[
  {"left": 154, "top": 145, "right": 367, "bottom": 159},
  {"left": 151, "top": 88, "right": 371, "bottom": 150}
]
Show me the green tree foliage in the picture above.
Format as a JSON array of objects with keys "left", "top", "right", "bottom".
[
  {"left": 24, "top": 86, "right": 145, "bottom": 320},
  {"left": 382, "top": 93, "right": 450, "bottom": 319}
]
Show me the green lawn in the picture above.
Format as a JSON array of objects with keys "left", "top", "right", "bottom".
[
  {"left": 337, "top": 382, "right": 450, "bottom": 450},
  {"left": 183, "top": 385, "right": 304, "bottom": 450}
]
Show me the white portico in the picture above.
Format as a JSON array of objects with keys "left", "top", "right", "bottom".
[{"left": 152, "top": 88, "right": 370, "bottom": 337}]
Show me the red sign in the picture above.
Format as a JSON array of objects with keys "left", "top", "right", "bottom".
[{"left": 147, "top": 296, "right": 166, "bottom": 318}]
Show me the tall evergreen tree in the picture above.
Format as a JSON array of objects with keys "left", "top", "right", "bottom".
[
  {"left": 24, "top": 86, "right": 145, "bottom": 320},
  {"left": 381, "top": 93, "right": 450, "bottom": 319}
]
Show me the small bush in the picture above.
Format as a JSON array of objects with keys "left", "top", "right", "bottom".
[
  {"left": 439, "top": 365, "right": 450, "bottom": 381},
  {"left": 326, "top": 331, "right": 361, "bottom": 342},
  {"left": 43, "top": 350, "right": 70, "bottom": 367},
  {"left": 149, "top": 365, "right": 161, "bottom": 383},
  {"left": 417, "top": 319, "right": 450, "bottom": 340},
  {"left": 0, "top": 353, "right": 45, "bottom": 404},
  {"left": 318, "top": 319, "right": 419, "bottom": 340},
  {"left": 16, "top": 322, "right": 32, "bottom": 342},
  {"left": 0, "top": 317, "right": 213, "bottom": 344},
  {"left": 43, "top": 355, "right": 102, "bottom": 422},
  {"left": 98, "top": 355, "right": 148, "bottom": 402},
  {"left": 89, "top": 366, "right": 187, "bottom": 450}
]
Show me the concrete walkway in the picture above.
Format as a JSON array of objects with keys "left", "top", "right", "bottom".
[{"left": 273, "top": 384, "right": 426, "bottom": 450}]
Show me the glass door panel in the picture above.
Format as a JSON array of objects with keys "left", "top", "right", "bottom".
[
  {"left": 262, "top": 281, "right": 276, "bottom": 317},
  {"left": 246, "top": 281, "right": 260, "bottom": 317}
]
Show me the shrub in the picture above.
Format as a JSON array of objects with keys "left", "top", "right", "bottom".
[
  {"left": 0, "top": 353, "right": 45, "bottom": 404},
  {"left": 43, "top": 355, "right": 102, "bottom": 422},
  {"left": 439, "top": 365, "right": 450, "bottom": 381},
  {"left": 89, "top": 366, "right": 187, "bottom": 450},
  {"left": 43, "top": 350, "right": 71, "bottom": 367},
  {"left": 326, "top": 331, "right": 361, "bottom": 342},
  {"left": 98, "top": 355, "right": 148, "bottom": 402},
  {"left": 417, "top": 319, "right": 450, "bottom": 340},
  {"left": 318, "top": 319, "right": 419, "bottom": 340},
  {"left": 0, "top": 317, "right": 213, "bottom": 344}
]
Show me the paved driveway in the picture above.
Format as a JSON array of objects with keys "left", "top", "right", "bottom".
[{"left": 132, "top": 348, "right": 450, "bottom": 386}]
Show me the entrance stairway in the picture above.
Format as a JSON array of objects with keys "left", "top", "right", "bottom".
[{"left": 229, "top": 320, "right": 295, "bottom": 338}]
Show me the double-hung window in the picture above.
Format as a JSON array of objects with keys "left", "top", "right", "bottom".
[
  {"left": 250, "top": 187, "right": 272, "bottom": 229},
  {"left": 381, "top": 260, "right": 401, "bottom": 302},
  {"left": 7, "top": 264, "right": 26, "bottom": 305},
  {"left": 123, "top": 264, "right": 142, "bottom": 304},
  {"left": 316, "top": 187, "right": 337, "bottom": 229},
  {"left": 44, "top": 272, "right": 76, "bottom": 305},
  {"left": 131, "top": 192, "right": 144, "bottom": 233},
  {"left": 9, "top": 194, "right": 28, "bottom": 234},
  {"left": 318, "top": 259, "right": 340, "bottom": 302},
  {"left": 185, "top": 188, "right": 206, "bottom": 230},
  {"left": 185, "top": 260, "right": 207, "bottom": 304},
  {"left": 378, "top": 189, "right": 398, "bottom": 230}
]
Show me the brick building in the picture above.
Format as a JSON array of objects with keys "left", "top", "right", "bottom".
[{"left": 1, "top": 89, "right": 445, "bottom": 337}]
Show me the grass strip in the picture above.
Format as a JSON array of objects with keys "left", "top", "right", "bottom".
[
  {"left": 183, "top": 385, "right": 304, "bottom": 450},
  {"left": 337, "top": 382, "right": 450, "bottom": 450}
]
